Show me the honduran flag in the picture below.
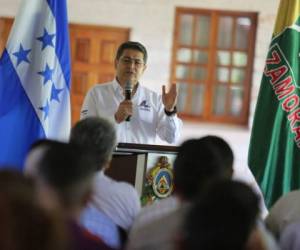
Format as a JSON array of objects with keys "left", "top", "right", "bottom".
[{"left": 0, "top": 0, "right": 71, "bottom": 170}]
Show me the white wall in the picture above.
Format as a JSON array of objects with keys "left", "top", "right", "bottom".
[{"left": 0, "top": 0, "right": 281, "bottom": 214}]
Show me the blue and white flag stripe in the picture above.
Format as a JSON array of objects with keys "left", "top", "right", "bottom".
[
  {"left": 0, "top": 0, "right": 71, "bottom": 169},
  {"left": 46, "top": 0, "right": 71, "bottom": 90}
]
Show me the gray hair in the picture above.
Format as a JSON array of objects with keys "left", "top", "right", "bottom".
[{"left": 70, "top": 117, "right": 117, "bottom": 170}]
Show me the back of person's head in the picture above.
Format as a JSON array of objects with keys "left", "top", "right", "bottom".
[
  {"left": 173, "top": 135, "right": 234, "bottom": 200},
  {"left": 115, "top": 41, "right": 148, "bottom": 63},
  {"left": 24, "top": 139, "right": 59, "bottom": 177},
  {"left": 37, "top": 141, "right": 97, "bottom": 211},
  {"left": 182, "top": 180, "right": 259, "bottom": 250},
  {"left": 0, "top": 169, "right": 36, "bottom": 205},
  {"left": 0, "top": 169, "right": 68, "bottom": 250},
  {"left": 70, "top": 117, "right": 116, "bottom": 171}
]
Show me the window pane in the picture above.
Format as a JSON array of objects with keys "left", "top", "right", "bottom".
[
  {"left": 195, "top": 16, "right": 211, "bottom": 47},
  {"left": 192, "top": 66, "right": 206, "bottom": 81},
  {"left": 216, "top": 67, "right": 229, "bottom": 82},
  {"left": 231, "top": 68, "right": 245, "bottom": 83},
  {"left": 177, "top": 82, "right": 188, "bottom": 112},
  {"left": 235, "top": 17, "right": 251, "bottom": 50},
  {"left": 172, "top": 10, "right": 256, "bottom": 125},
  {"left": 190, "top": 84, "right": 205, "bottom": 115},
  {"left": 176, "top": 65, "right": 190, "bottom": 79},
  {"left": 230, "top": 87, "right": 243, "bottom": 116},
  {"left": 177, "top": 48, "right": 192, "bottom": 62},
  {"left": 179, "top": 14, "right": 193, "bottom": 45},
  {"left": 217, "top": 16, "right": 233, "bottom": 49},
  {"left": 233, "top": 52, "right": 247, "bottom": 66},
  {"left": 217, "top": 51, "right": 231, "bottom": 66},
  {"left": 194, "top": 50, "right": 208, "bottom": 64},
  {"left": 213, "top": 84, "right": 227, "bottom": 115}
]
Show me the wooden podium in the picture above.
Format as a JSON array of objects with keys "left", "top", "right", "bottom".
[{"left": 105, "top": 143, "right": 178, "bottom": 196}]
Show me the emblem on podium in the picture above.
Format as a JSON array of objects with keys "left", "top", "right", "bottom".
[
  {"left": 152, "top": 167, "right": 173, "bottom": 198},
  {"left": 141, "top": 156, "right": 174, "bottom": 205}
]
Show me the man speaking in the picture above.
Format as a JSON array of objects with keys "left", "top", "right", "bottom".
[{"left": 81, "top": 41, "right": 182, "bottom": 144}]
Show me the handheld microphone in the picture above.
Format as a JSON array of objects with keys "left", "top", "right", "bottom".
[{"left": 124, "top": 81, "right": 132, "bottom": 122}]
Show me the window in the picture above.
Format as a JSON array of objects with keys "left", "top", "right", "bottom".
[{"left": 171, "top": 8, "right": 257, "bottom": 125}]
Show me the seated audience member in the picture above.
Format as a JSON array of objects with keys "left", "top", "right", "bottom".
[
  {"left": 24, "top": 139, "right": 55, "bottom": 178},
  {"left": 265, "top": 190, "right": 300, "bottom": 239},
  {"left": 181, "top": 180, "right": 268, "bottom": 250},
  {"left": 126, "top": 135, "right": 234, "bottom": 250},
  {"left": 0, "top": 169, "right": 68, "bottom": 250},
  {"left": 80, "top": 205, "right": 121, "bottom": 249},
  {"left": 25, "top": 138, "right": 120, "bottom": 248},
  {"left": 24, "top": 139, "right": 77, "bottom": 211},
  {"left": 70, "top": 117, "right": 141, "bottom": 246},
  {"left": 279, "top": 220, "right": 300, "bottom": 250},
  {"left": 25, "top": 140, "right": 115, "bottom": 250}
]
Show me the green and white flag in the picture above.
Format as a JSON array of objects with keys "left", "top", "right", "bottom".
[{"left": 249, "top": 0, "right": 300, "bottom": 208}]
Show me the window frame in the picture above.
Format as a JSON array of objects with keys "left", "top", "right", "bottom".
[{"left": 171, "top": 7, "right": 258, "bottom": 125}]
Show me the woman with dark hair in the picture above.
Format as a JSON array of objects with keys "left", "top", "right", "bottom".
[{"left": 0, "top": 169, "right": 68, "bottom": 250}]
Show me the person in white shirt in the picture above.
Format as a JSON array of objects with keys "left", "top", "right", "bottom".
[
  {"left": 81, "top": 41, "right": 182, "bottom": 145},
  {"left": 70, "top": 117, "right": 141, "bottom": 247}
]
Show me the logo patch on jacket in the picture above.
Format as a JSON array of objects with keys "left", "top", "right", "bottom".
[
  {"left": 81, "top": 109, "right": 88, "bottom": 115},
  {"left": 139, "top": 100, "right": 150, "bottom": 111}
]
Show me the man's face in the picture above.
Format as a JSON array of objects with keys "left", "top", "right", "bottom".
[{"left": 115, "top": 48, "right": 146, "bottom": 87}]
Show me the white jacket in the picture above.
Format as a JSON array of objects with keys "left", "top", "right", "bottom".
[{"left": 81, "top": 79, "right": 182, "bottom": 144}]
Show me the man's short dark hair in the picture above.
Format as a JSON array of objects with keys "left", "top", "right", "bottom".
[
  {"left": 183, "top": 180, "right": 259, "bottom": 250},
  {"left": 70, "top": 117, "right": 116, "bottom": 170},
  {"left": 28, "top": 138, "right": 59, "bottom": 152},
  {"left": 37, "top": 141, "right": 96, "bottom": 209},
  {"left": 115, "top": 41, "right": 148, "bottom": 64},
  {"left": 173, "top": 135, "right": 234, "bottom": 200}
]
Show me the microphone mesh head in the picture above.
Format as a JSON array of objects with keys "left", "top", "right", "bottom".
[{"left": 125, "top": 81, "right": 132, "bottom": 91}]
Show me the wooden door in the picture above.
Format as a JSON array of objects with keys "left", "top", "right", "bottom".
[
  {"left": 70, "top": 24, "right": 130, "bottom": 124},
  {"left": 0, "top": 18, "right": 13, "bottom": 55},
  {"left": 0, "top": 17, "right": 130, "bottom": 125}
]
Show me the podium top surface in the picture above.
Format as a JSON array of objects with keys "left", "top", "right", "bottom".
[{"left": 114, "top": 143, "right": 178, "bottom": 154}]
